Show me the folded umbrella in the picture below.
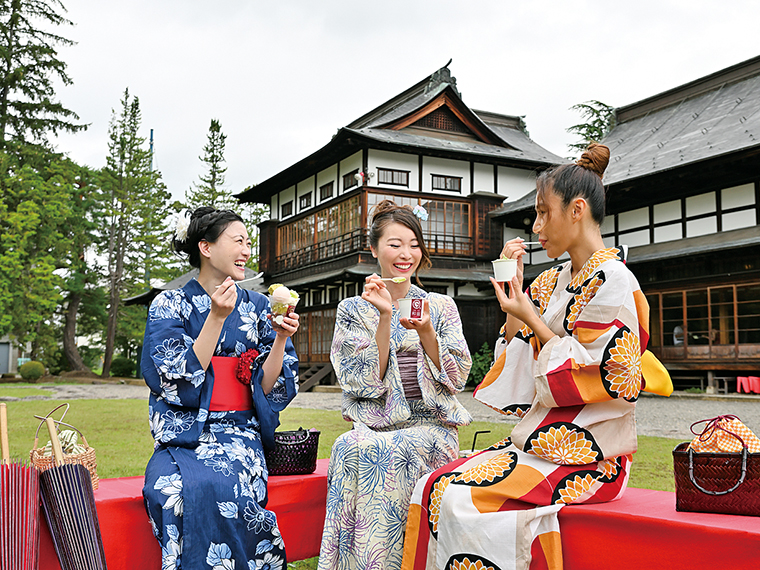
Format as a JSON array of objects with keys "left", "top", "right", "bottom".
[
  {"left": 0, "top": 402, "right": 40, "bottom": 570},
  {"left": 39, "top": 416, "right": 107, "bottom": 570}
]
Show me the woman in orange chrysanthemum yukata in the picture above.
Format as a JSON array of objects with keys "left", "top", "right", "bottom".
[{"left": 401, "top": 144, "right": 672, "bottom": 570}]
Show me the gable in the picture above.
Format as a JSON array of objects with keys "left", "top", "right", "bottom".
[{"left": 409, "top": 105, "right": 474, "bottom": 135}]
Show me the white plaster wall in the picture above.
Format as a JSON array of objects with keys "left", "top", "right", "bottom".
[
  {"left": 722, "top": 210, "right": 756, "bottom": 231},
  {"left": 270, "top": 195, "right": 278, "bottom": 219},
  {"left": 421, "top": 156, "right": 470, "bottom": 194},
  {"left": 622, "top": 229, "right": 650, "bottom": 247},
  {"left": 472, "top": 162, "right": 495, "bottom": 194},
  {"left": 654, "top": 200, "right": 681, "bottom": 223},
  {"left": 456, "top": 283, "right": 481, "bottom": 296},
  {"left": 279, "top": 186, "right": 296, "bottom": 219},
  {"left": 721, "top": 183, "right": 755, "bottom": 209},
  {"left": 686, "top": 192, "right": 716, "bottom": 217},
  {"left": 317, "top": 165, "right": 338, "bottom": 203},
  {"left": 296, "top": 178, "right": 314, "bottom": 215},
  {"left": 618, "top": 207, "right": 648, "bottom": 231},
  {"left": 368, "top": 150, "right": 418, "bottom": 190},
  {"left": 496, "top": 166, "right": 536, "bottom": 202},
  {"left": 686, "top": 217, "right": 717, "bottom": 238},
  {"left": 339, "top": 152, "right": 362, "bottom": 194},
  {"left": 600, "top": 215, "right": 615, "bottom": 237},
  {"left": 602, "top": 236, "right": 616, "bottom": 248},
  {"left": 654, "top": 224, "right": 682, "bottom": 243}
]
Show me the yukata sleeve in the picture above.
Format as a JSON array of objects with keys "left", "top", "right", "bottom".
[
  {"left": 420, "top": 295, "right": 472, "bottom": 394},
  {"left": 329, "top": 298, "right": 387, "bottom": 399},
  {"left": 535, "top": 267, "right": 644, "bottom": 408},
  {"left": 142, "top": 290, "right": 206, "bottom": 408},
  {"left": 253, "top": 298, "right": 298, "bottom": 412}
]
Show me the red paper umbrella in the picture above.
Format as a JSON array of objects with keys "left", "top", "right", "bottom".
[
  {"left": 0, "top": 402, "right": 41, "bottom": 570},
  {"left": 38, "top": 417, "right": 107, "bottom": 570}
]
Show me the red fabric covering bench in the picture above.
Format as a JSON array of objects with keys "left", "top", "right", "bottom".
[
  {"left": 559, "top": 487, "right": 760, "bottom": 570},
  {"left": 38, "top": 458, "right": 329, "bottom": 569}
]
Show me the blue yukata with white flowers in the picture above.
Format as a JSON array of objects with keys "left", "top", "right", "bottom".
[{"left": 142, "top": 278, "right": 298, "bottom": 570}]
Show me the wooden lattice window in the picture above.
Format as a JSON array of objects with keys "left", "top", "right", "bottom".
[
  {"left": 320, "top": 182, "right": 334, "bottom": 201},
  {"left": 299, "top": 193, "right": 312, "bottom": 210},
  {"left": 431, "top": 174, "right": 462, "bottom": 193},
  {"left": 413, "top": 106, "right": 472, "bottom": 134},
  {"left": 281, "top": 200, "right": 293, "bottom": 218},
  {"left": 377, "top": 168, "right": 409, "bottom": 187},
  {"left": 343, "top": 169, "right": 359, "bottom": 191}
]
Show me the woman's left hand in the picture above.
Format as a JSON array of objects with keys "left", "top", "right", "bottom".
[
  {"left": 490, "top": 276, "right": 536, "bottom": 325},
  {"left": 399, "top": 299, "right": 434, "bottom": 334},
  {"left": 269, "top": 311, "right": 300, "bottom": 338}
]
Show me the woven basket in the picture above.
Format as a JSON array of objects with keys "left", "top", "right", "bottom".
[
  {"left": 265, "top": 428, "right": 320, "bottom": 476},
  {"left": 29, "top": 405, "right": 99, "bottom": 490},
  {"left": 673, "top": 441, "right": 760, "bottom": 516}
]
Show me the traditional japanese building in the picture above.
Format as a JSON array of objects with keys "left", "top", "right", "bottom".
[
  {"left": 495, "top": 55, "right": 760, "bottom": 391},
  {"left": 238, "top": 63, "right": 564, "bottom": 387}
]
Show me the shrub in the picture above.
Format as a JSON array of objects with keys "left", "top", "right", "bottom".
[
  {"left": 110, "top": 356, "right": 136, "bottom": 378},
  {"left": 467, "top": 342, "right": 494, "bottom": 387},
  {"left": 19, "top": 361, "right": 46, "bottom": 381}
]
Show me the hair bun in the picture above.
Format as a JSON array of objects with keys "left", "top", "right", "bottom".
[{"left": 576, "top": 143, "right": 610, "bottom": 178}]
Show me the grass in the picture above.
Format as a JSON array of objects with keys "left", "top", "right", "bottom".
[
  {"left": 0, "top": 398, "right": 680, "bottom": 567},
  {"left": 0, "top": 386, "right": 52, "bottom": 398}
]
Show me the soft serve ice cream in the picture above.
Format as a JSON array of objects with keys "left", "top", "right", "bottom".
[{"left": 268, "top": 283, "right": 300, "bottom": 325}]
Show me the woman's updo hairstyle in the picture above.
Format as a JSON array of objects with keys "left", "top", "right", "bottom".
[
  {"left": 536, "top": 143, "right": 610, "bottom": 225},
  {"left": 369, "top": 200, "right": 431, "bottom": 285},
  {"left": 173, "top": 206, "right": 245, "bottom": 268}
]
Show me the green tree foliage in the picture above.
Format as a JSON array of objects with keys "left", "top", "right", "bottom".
[
  {"left": 186, "top": 118, "right": 235, "bottom": 211},
  {"left": 98, "top": 89, "right": 172, "bottom": 377},
  {"left": 566, "top": 100, "right": 615, "bottom": 157},
  {"left": 466, "top": 342, "right": 493, "bottom": 387},
  {"left": 0, "top": 0, "right": 86, "bottom": 152}
]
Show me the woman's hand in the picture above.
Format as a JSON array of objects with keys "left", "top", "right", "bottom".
[
  {"left": 400, "top": 299, "right": 433, "bottom": 334},
  {"left": 499, "top": 238, "right": 528, "bottom": 290},
  {"left": 269, "top": 312, "right": 299, "bottom": 338},
  {"left": 210, "top": 277, "right": 237, "bottom": 321},
  {"left": 361, "top": 274, "right": 393, "bottom": 316},
  {"left": 490, "top": 275, "right": 536, "bottom": 324}
]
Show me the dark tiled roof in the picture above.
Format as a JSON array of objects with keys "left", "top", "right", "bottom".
[{"left": 603, "top": 57, "right": 760, "bottom": 186}]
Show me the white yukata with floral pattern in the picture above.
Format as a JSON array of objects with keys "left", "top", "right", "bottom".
[
  {"left": 142, "top": 278, "right": 298, "bottom": 570},
  {"left": 318, "top": 285, "right": 473, "bottom": 570}
]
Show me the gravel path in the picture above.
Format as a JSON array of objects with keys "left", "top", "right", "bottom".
[{"left": 4, "top": 384, "right": 760, "bottom": 441}]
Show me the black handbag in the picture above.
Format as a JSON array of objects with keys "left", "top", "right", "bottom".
[{"left": 264, "top": 427, "right": 320, "bottom": 476}]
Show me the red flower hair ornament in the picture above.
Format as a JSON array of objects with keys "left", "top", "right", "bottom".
[{"left": 236, "top": 348, "right": 260, "bottom": 385}]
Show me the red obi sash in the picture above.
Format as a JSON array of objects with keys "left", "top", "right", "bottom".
[{"left": 209, "top": 356, "right": 254, "bottom": 411}]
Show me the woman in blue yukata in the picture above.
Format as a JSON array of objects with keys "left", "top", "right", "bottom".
[
  {"left": 142, "top": 206, "right": 299, "bottom": 570},
  {"left": 317, "top": 200, "right": 473, "bottom": 570}
]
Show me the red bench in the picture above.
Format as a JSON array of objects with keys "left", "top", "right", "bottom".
[
  {"left": 38, "top": 465, "right": 760, "bottom": 570},
  {"left": 39, "top": 458, "right": 329, "bottom": 569}
]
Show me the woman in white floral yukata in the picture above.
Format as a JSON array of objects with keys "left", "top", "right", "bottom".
[
  {"left": 318, "top": 200, "right": 473, "bottom": 570},
  {"left": 142, "top": 206, "right": 299, "bottom": 570},
  {"left": 401, "top": 144, "right": 672, "bottom": 570}
]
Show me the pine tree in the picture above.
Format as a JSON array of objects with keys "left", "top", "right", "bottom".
[
  {"left": 98, "top": 89, "right": 171, "bottom": 377},
  {"left": 566, "top": 100, "right": 615, "bottom": 157},
  {"left": 186, "top": 118, "right": 236, "bottom": 210},
  {"left": 0, "top": 0, "right": 86, "bottom": 152}
]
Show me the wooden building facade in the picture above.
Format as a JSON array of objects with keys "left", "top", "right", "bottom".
[{"left": 238, "top": 64, "right": 564, "bottom": 381}]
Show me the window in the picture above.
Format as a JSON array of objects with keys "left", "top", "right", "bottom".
[
  {"left": 431, "top": 174, "right": 462, "bottom": 193},
  {"left": 328, "top": 287, "right": 340, "bottom": 303},
  {"left": 281, "top": 200, "right": 293, "bottom": 218},
  {"left": 319, "top": 182, "right": 334, "bottom": 202},
  {"left": 377, "top": 168, "right": 409, "bottom": 187},
  {"left": 343, "top": 169, "right": 359, "bottom": 191},
  {"left": 299, "top": 193, "right": 312, "bottom": 210},
  {"left": 278, "top": 195, "right": 362, "bottom": 256}
]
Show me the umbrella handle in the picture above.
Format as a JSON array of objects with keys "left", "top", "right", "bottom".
[
  {"left": 0, "top": 402, "right": 8, "bottom": 464},
  {"left": 46, "top": 417, "right": 65, "bottom": 466}
]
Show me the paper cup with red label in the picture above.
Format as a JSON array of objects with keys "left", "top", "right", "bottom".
[
  {"left": 268, "top": 283, "right": 300, "bottom": 325},
  {"left": 398, "top": 298, "right": 423, "bottom": 320},
  {"left": 492, "top": 258, "right": 517, "bottom": 282}
]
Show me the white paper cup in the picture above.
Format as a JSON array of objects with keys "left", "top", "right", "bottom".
[
  {"left": 398, "top": 298, "right": 423, "bottom": 320},
  {"left": 492, "top": 258, "right": 517, "bottom": 282}
]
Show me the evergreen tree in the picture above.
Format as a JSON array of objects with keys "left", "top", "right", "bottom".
[
  {"left": 566, "top": 100, "right": 615, "bottom": 157},
  {"left": 0, "top": 0, "right": 86, "bottom": 153},
  {"left": 98, "top": 89, "right": 171, "bottom": 377},
  {"left": 186, "top": 118, "right": 235, "bottom": 210}
]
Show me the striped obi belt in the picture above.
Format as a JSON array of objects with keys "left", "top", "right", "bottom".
[{"left": 209, "top": 356, "right": 254, "bottom": 411}]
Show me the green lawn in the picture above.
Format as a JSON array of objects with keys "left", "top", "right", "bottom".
[{"left": 0, "top": 398, "right": 679, "bottom": 568}]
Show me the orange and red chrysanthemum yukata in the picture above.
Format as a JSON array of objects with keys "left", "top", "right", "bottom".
[{"left": 401, "top": 246, "right": 672, "bottom": 570}]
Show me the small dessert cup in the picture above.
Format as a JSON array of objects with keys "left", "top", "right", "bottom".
[
  {"left": 492, "top": 258, "right": 517, "bottom": 282},
  {"left": 398, "top": 298, "right": 423, "bottom": 320}
]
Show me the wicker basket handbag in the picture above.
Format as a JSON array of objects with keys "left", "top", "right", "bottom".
[
  {"left": 264, "top": 427, "right": 320, "bottom": 476},
  {"left": 673, "top": 415, "right": 760, "bottom": 516},
  {"left": 29, "top": 404, "right": 99, "bottom": 490}
]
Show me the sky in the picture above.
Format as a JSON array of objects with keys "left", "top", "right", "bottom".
[{"left": 49, "top": 0, "right": 760, "bottom": 203}]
